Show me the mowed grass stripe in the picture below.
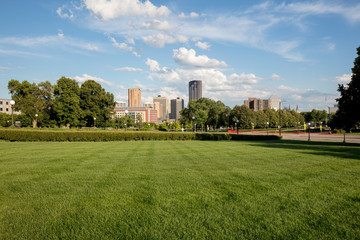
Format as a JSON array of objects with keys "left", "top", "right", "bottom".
[{"left": 0, "top": 141, "right": 359, "bottom": 239}]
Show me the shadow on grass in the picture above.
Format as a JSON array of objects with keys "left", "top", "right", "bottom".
[{"left": 251, "top": 140, "right": 360, "bottom": 161}]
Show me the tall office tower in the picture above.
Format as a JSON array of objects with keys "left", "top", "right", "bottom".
[
  {"left": 128, "top": 88, "right": 141, "bottom": 107},
  {"left": 153, "top": 95, "right": 170, "bottom": 122},
  {"left": 189, "top": 80, "right": 202, "bottom": 102},
  {"left": 170, "top": 97, "right": 184, "bottom": 121}
]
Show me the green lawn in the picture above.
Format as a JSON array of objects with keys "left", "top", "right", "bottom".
[{"left": 1, "top": 141, "right": 359, "bottom": 239}]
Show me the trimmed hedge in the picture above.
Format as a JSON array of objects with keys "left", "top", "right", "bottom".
[
  {"left": 0, "top": 130, "right": 195, "bottom": 142},
  {"left": 195, "top": 133, "right": 282, "bottom": 141},
  {"left": 0, "top": 130, "right": 282, "bottom": 142}
]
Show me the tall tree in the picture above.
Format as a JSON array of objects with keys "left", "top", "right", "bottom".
[
  {"left": 180, "top": 98, "right": 228, "bottom": 130},
  {"left": 335, "top": 45, "right": 360, "bottom": 131},
  {"left": 8, "top": 79, "right": 53, "bottom": 127},
  {"left": 230, "top": 105, "right": 255, "bottom": 129},
  {"left": 53, "top": 77, "right": 81, "bottom": 128},
  {"left": 79, "top": 80, "right": 114, "bottom": 127}
]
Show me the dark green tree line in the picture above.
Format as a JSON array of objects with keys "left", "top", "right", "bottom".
[
  {"left": 331, "top": 45, "right": 360, "bottom": 131},
  {"left": 7, "top": 77, "right": 114, "bottom": 128},
  {"left": 180, "top": 98, "right": 305, "bottom": 130}
]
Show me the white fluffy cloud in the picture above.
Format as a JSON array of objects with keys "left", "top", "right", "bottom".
[
  {"left": 229, "top": 73, "right": 263, "bottom": 84},
  {"left": 146, "top": 58, "right": 162, "bottom": 72},
  {"left": 179, "top": 12, "right": 199, "bottom": 18},
  {"left": 142, "top": 20, "right": 175, "bottom": 31},
  {"left": 142, "top": 34, "right": 188, "bottom": 48},
  {"left": 74, "top": 74, "right": 113, "bottom": 86},
  {"left": 114, "top": 67, "right": 143, "bottom": 72},
  {"left": 173, "top": 48, "right": 227, "bottom": 68},
  {"left": 110, "top": 36, "right": 139, "bottom": 56},
  {"left": 56, "top": 6, "right": 74, "bottom": 19},
  {"left": 335, "top": 74, "right": 352, "bottom": 83},
  {"left": 195, "top": 41, "right": 211, "bottom": 50},
  {"left": 271, "top": 73, "right": 282, "bottom": 80},
  {"left": 84, "top": 0, "right": 170, "bottom": 20}
]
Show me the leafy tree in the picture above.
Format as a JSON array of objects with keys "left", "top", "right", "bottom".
[
  {"left": 180, "top": 98, "right": 229, "bottom": 130},
  {"left": 230, "top": 105, "right": 255, "bottom": 129},
  {"left": 53, "top": 77, "right": 81, "bottom": 128},
  {"left": 264, "top": 108, "right": 279, "bottom": 128},
  {"left": 157, "top": 122, "right": 168, "bottom": 131},
  {"left": 0, "top": 113, "right": 11, "bottom": 127},
  {"left": 135, "top": 113, "right": 143, "bottom": 128},
  {"left": 335, "top": 45, "right": 360, "bottom": 131},
  {"left": 255, "top": 110, "right": 267, "bottom": 128},
  {"left": 80, "top": 80, "right": 114, "bottom": 128},
  {"left": 8, "top": 79, "right": 53, "bottom": 127},
  {"left": 301, "top": 109, "right": 327, "bottom": 126}
]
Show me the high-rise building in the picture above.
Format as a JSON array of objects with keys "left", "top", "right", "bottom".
[
  {"left": 128, "top": 88, "right": 141, "bottom": 107},
  {"left": 170, "top": 97, "right": 184, "bottom": 121},
  {"left": 189, "top": 80, "right": 202, "bottom": 102},
  {"left": 153, "top": 95, "right": 170, "bottom": 122}
]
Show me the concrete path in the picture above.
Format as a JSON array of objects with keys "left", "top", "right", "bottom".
[
  {"left": 280, "top": 133, "right": 360, "bottom": 144},
  {"left": 235, "top": 130, "right": 360, "bottom": 144}
]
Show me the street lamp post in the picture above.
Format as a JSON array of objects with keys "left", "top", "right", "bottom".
[
  {"left": 125, "top": 110, "right": 128, "bottom": 131},
  {"left": 94, "top": 117, "right": 96, "bottom": 129},
  {"left": 308, "top": 123, "right": 311, "bottom": 141},
  {"left": 226, "top": 114, "right": 229, "bottom": 130},
  {"left": 9, "top": 100, "right": 15, "bottom": 128},
  {"left": 35, "top": 114, "right": 38, "bottom": 128},
  {"left": 279, "top": 102, "right": 282, "bottom": 136},
  {"left": 266, "top": 122, "right": 269, "bottom": 135},
  {"left": 251, "top": 122, "right": 254, "bottom": 133},
  {"left": 236, "top": 120, "right": 239, "bottom": 135},
  {"left": 192, "top": 116, "right": 195, "bottom": 132}
]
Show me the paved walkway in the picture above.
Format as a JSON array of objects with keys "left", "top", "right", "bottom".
[
  {"left": 235, "top": 131, "right": 360, "bottom": 144},
  {"left": 280, "top": 133, "right": 360, "bottom": 144}
]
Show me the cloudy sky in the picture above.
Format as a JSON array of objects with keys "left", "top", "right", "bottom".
[{"left": 1, "top": 0, "right": 359, "bottom": 111}]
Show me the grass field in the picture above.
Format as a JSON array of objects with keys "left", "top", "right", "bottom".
[{"left": 1, "top": 140, "right": 359, "bottom": 239}]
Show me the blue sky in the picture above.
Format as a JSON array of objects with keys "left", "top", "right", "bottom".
[{"left": 1, "top": 0, "right": 359, "bottom": 111}]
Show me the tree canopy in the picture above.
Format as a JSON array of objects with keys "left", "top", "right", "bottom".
[
  {"left": 334, "top": 45, "right": 360, "bottom": 131},
  {"left": 8, "top": 77, "right": 114, "bottom": 128}
]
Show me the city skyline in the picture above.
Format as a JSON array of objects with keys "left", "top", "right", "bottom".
[{"left": 1, "top": 1, "right": 360, "bottom": 111}]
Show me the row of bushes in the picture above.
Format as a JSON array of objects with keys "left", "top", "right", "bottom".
[{"left": 0, "top": 130, "right": 282, "bottom": 142}]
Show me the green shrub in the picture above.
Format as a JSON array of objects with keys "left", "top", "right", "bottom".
[{"left": 0, "top": 130, "right": 281, "bottom": 142}]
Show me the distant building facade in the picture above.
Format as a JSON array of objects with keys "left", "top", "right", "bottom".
[
  {"left": 128, "top": 88, "right": 141, "bottom": 107},
  {"left": 144, "top": 103, "right": 154, "bottom": 108},
  {"left": 115, "top": 102, "right": 127, "bottom": 108},
  {"left": 269, "top": 95, "right": 281, "bottom": 111},
  {"left": 170, "top": 97, "right": 184, "bottom": 121},
  {"left": 0, "top": 99, "right": 21, "bottom": 115},
  {"left": 328, "top": 104, "right": 339, "bottom": 114},
  {"left": 189, "top": 80, "right": 202, "bottom": 102},
  {"left": 113, "top": 107, "right": 157, "bottom": 124},
  {"left": 244, "top": 95, "right": 282, "bottom": 111},
  {"left": 153, "top": 95, "right": 170, "bottom": 122}
]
